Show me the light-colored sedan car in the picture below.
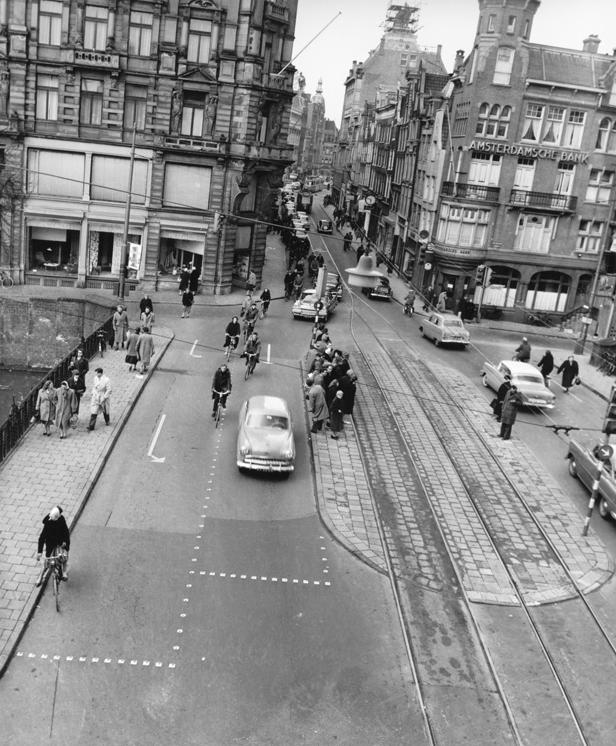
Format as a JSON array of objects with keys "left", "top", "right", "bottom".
[
  {"left": 419, "top": 312, "right": 470, "bottom": 348},
  {"left": 481, "top": 359, "right": 556, "bottom": 409},
  {"left": 237, "top": 395, "right": 295, "bottom": 474},
  {"left": 292, "top": 289, "right": 337, "bottom": 320},
  {"left": 567, "top": 439, "right": 616, "bottom": 521}
]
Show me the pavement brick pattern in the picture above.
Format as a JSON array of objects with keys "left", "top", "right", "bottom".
[{"left": 0, "top": 328, "right": 173, "bottom": 674}]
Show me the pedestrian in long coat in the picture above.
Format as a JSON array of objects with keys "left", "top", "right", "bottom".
[
  {"left": 69, "top": 348, "right": 89, "bottom": 380},
  {"left": 88, "top": 368, "right": 111, "bottom": 430},
  {"left": 329, "top": 390, "right": 345, "bottom": 439},
  {"left": 137, "top": 330, "right": 155, "bottom": 372},
  {"left": 557, "top": 355, "right": 579, "bottom": 392},
  {"left": 339, "top": 369, "right": 357, "bottom": 415},
  {"left": 536, "top": 350, "right": 554, "bottom": 385},
  {"left": 55, "top": 381, "right": 78, "bottom": 439},
  {"left": 308, "top": 375, "right": 328, "bottom": 433},
  {"left": 125, "top": 328, "right": 140, "bottom": 371},
  {"left": 67, "top": 370, "right": 86, "bottom": 413},
  {"left": 35, "top": 380, "right": 57, "bottom": 436},
  {"left": 181, "top": 289, "right": 194, "bottom": 318},
  {"left": 178, "top": 265, "right": 190, "bottom": 294},
  {"left": 140, "top": 308, "right": 154, "bottom": 333},
  {"left": 436, "top": 291, "right": 447, "bottom": 312},
  {"left": 499, "top": 386, "right": 522, "bottom": 440},
  {"left": 325, "top": 376, "right": 340, "bottom": 411},
  {"left": 515, "top": 337, "right": 531, "bottom": 362},
  {"left": 492, "top": 376, "right": 511, "bottom": 422},
  {"left": 112, "top": 305, "right": 128, "bottom": 350},
  {"left": 189, "top": 266, "right": 200, "bottom": 293}
]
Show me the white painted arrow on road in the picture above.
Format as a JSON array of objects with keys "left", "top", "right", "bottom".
[{"left": 147, "top": 414, "right": 166, "bottom": 463}]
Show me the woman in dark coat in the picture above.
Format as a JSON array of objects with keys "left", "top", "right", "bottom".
[
  {"left": 492, "top": 376, "right": 511, "bottom": 422},
  {"left": 557, "top": 355, "right": 579, "bottom": 392},
  {"left": 178, "top": 265, "right": 190, "bottom": 294},
  {"left": 536, "top": 350, "right": 554, "bottom": 385},
  {"left": 499, "top": 386, "right": 522, "bottom": 440},
  {"left": 329, "top": 390, "right": 345, "bottom": 439}
]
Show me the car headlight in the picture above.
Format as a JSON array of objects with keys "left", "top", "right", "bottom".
[
  {"left": 282, "top": 449, "right": 294, "bottom": 459},
  {"left": 240, "top": 445, "right": 250, "bottom": 456}
]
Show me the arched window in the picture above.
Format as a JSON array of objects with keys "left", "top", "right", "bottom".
[
  {"left": 596, "top": 118, "right": 610, "bottom": 150},
  {"left": 476, "top": 102, "right": 510, "bottom": 138},
  {"left": 476, "top": 103, "right": 489, "bottom": 135},
  {"left": 527, "top": 271, "right": 571, "bottom": 312}
]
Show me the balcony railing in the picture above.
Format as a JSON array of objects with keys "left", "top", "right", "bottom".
[
  {"left": 509, "top": 189, "right": 577, "bottom": 212},
  {"left": 74, "top": 49, "right": 119, "bottom": 69},
  {"left": 441, "top": 181, "right": 500, "bottom": 202},
  {"left": 164, "top": 136, "right": 220, "bottom": 153},
  {"left": 264, "top": 1, "right": 289, "bottom": 22}
]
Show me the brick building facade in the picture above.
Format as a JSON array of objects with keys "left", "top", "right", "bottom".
[{"left": 0, "top": 0, "right": 297, "bottom": 293}]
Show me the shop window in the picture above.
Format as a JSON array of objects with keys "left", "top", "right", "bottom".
[
  {"left": 29, "top": 228, "right": 80, "bottom": 272},
  {"left": 91, "top": 155, "right": 148, "bottom": 204},
  {"left": 187, "top": 19, "right": 212, "bottom": 64},
  {"left": 38, "top": 0, "right": 62, "bottom": 46},
  {"left": 163, "top": 164, "right": 211, "bottom": 210},
  {"left": 36, "top": 75, "right": 59, "bottom": 121},
  {"left": 158, "top": 238, "right": 203, "bottom": 279},
  {"left": 124, "top": 85, "right": 147, "bottom": 130},
  {"left": 27, "top": 150, "right": 85, "bottom": 197},
  {"left": 526, "top": 271, "right": 570, "bottom": 312},
  {"left": 586, "top": 169, "right": 614, "bottom": 203},
  {"left": 80, "top": 79, "right": 103, "bottom": 125},
  {"left": 129, "top": 11, "right": 153, "bottom": 56},
  {"left": 84, "top": 4, "right": 108, "bottom": 51}
]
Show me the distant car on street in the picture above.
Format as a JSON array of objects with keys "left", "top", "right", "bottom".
[
  {"left": 481, "top": 359, "right": 556, "bottom": 409},
  {"left": 236, "top": 395, "right": 295, "bottom": 475},
  {"left": 567, "top": 438, "right": 616, "bottom": 521},
  {"left": 292, "top": 289, "right": 337, "bottom": 320},
  {"left": 362, "top": 276, "right": 393, "bottom": 301},
  {"left": 326, "top": 272, "right": 343, "bottom": 302},
  {"left": 419, "top": 312, "right": 470, "bottom": 348},
  {"left": 317, "top": 219, "right": 333, "bottom": 234}
]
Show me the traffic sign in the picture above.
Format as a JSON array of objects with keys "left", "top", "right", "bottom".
[
  {"left": 313, "top": 300, "right": 324, "bottom": 311},
  {"left": 424, "top": 263, "right": 432, "bottom": 271},
  {"left": 595, "top": 444, "right": 613, "bottom": 462}
]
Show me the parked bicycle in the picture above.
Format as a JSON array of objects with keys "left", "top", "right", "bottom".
[
  {"left": 0, "top": 270, "right": 14, "bottom": 288},
  {"left": 96, "top": 329, "right": 107, "bottom": 357},
  {"left": 526, "top": 312, "right": 555, "bottom": 327},
  {"left": 36, "top": 545, "right": 66, "bottom": 613}
]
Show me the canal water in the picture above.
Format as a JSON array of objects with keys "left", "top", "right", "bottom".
[{"left": 0, "top": 368, "right": 49, "bottom": 420}]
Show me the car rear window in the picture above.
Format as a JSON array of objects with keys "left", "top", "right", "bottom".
[
  {"left": 247, "top": 414, "right": 289, "bottom": 429},
  {"left": 516, "top": 374, "right": 543, "bottom": 383}
]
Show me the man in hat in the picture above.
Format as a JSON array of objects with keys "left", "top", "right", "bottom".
[
  {"left": 515, "top": 337, "right": 531, "bottom": 362},
  {"left": 36, "top": 505, "right": 70, "bottom": 583}
]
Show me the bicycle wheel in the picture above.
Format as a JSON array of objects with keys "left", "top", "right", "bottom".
[
  {"left": 2, "top": 275, "right": 13, "bottom": 288},
  {"left": 225, "top": 344, "right": 231, "bottom": 362},
  {"left": 244, "top": 361, "right": 251, "bottom": 380},
  {"left": 215, "top": 403, "right": 222, "bottom": 428},
  {"left": 53, "top": 568, "right": 61, "bottom": 612}
]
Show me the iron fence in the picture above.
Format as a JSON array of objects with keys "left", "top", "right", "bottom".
[{"left": 0, "top": 315, "right": 114, "bottom": 464}]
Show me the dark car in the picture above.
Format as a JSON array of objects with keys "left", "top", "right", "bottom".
[
  {"left": 317, "top": 219, "right": 333, "bottom": 234},
  {"left": 362, "top": 276, "right": 393, "bottom": 300}
]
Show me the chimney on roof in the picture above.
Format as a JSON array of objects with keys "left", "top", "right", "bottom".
[
  {"left": 582, "top": 35, "right": 601, "bottom": 54},
  {"left": 437, "top": 44, "right": 442, "bottom": 59},
  {"left": 454, "top": 49, "right": 465, "bottom": 72}
]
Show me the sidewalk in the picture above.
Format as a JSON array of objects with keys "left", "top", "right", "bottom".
[{"left": 0, "top": 327, "right": 173, "bottom": 674}]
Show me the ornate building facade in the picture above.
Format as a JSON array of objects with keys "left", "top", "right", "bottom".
[{"left": 0, "top": 0, "right": 297, "bottom": 293}]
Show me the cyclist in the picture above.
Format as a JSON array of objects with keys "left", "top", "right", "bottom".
[
  {"left": 36, "top": 505, "right": 70, "bottom": 584},
  {"left": 240, "top": 291, "right": 253, "bottom": 318},
  {"left": 243, "top": 331, "right": 262, "bottom": 368},
  {"left": 259, "top": 288, "right": 271, "bottom": 317},
  {"left": 211, "top": 364, "right": 232, "bottom": 417},
  {"left": 403, "top": 288, "right": 416, "bottom": 316},
  {"left": 243, "top": 303, "right": 259, "bottom": 338},
  {"left": 293, "top": 272, "right": 304, "bottom": 300},
  {"left": 283, "top": 269, "right": 296, "bottom": 300},
  {"left": 224, "top": 316, "right": 241, "bottom": 351}
]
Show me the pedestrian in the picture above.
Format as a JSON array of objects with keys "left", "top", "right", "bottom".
[
  {"left": 240, "top": 290, "right": 253, "bottom": 317},
  {"left": 325, "top": 375, "right": 340, "bottom": 410},
  {"left": 491, "top": 374, "right": 511, "bottom": 422},
  {"left": 436, "top": 290, "right": 447, "bottom": 312},
  {"left": 293, "top": 272, "right": 304, "bottom": 300},
  {"left": 69, "top": 348, "right": 89, "bottom": 381},
  {"left": 339, "top": 369, "right": 357, "bottom": 416},
  {"left": 67, "top": 370, "right": 86, "bottom": 413},
  {"left": 422, "top": 286, "right": 434, "bottom": 311},
  {"left": 112, "top": 304, "right": 128, "bottom": 350},
  {"left": 515, "top": 336, "right": 531, "bottom": 362},
  {"left": 189, "top": 264, "right": 200, "bottom": 293},
  {"left": 140, "top": 307, "right": 154, "bottom": 333},
  {"left": 35, "top": 380, "right": 57, "bottom": 436},
  {"left": 536, "top": 350, "right": 555, "bottom": 386},
  {"left": 283, "top": 269, "right": 295, "bottom": 300},
  {"left": 259, "top": 287, "right": 271, "bottom": 316},
  {"left": 329, "top": 390, "right": 345, "bottom": 439},
  {"left": 178, "top": 264, "right": 190, "bottom": 295},
  {"left": 343, "top": 231, "right": 353, "bottom": 252},
  {"left": 136, "top": 329, "right": 155, "bottom": 373},
  {"left": 55, "top": 380, "right": 78, "bottom": 439},
  {"left": 247, "top": 269, "right": 257, "bottom": 292},
  {"left": 36, "top": 505, "right": 70, "bottom": 584},
  {"left": 181, "top": 289, "right": 194, "bottom": 318},
  {"left": 356, "top": 244, "right": 365, "bottom": 263},
  {"left": 88, "top": 367, "right": 111, "bottom": 430},
  {"left": 308, "top": 375, "right": 328, "bottom": 434},
  {"left": 125, "top": 327, "right": 140, "bottom": 371},
  {"left": 139, "top": 293, "right": 154, "bottom": 314},
  {"left": 557, "top": 355, "right": 580, "bottom": 392},
  {"left": 499, "top": 385, "right": 523, "bottom": 440}
]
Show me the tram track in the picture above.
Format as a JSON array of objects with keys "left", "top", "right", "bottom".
[{"left": 338, "top": 279, "right": 616, "bottom": 745}]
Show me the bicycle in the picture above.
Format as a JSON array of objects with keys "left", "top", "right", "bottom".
[
  {"left": 36, "top": 546, "right": 66, "bottom": 613},
  {"left": 242, "top": 318, "right": 256, "bottom": 342},
  {"left": 96, "top": 330, "right": 107, "bottom": 357},
  {"left": 224, "top": 334, "right": 239, "bottom": 362},
  {"left": 213, "top": 390, "right": 229, "bottom": 428},
  {"left": 244, "top": 352, "right": 258, "bottom": 380},
  {"left": 0, "top": 270, "right": 14, "bottom": 288}
]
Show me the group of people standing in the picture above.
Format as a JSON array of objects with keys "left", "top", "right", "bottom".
[{"left": 305, "top": 323, "right": 357, "bottom": 440}]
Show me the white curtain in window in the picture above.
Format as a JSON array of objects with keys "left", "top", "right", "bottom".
[
  {"left": 28, "top": 150, "right": 85, "bottom": 197},
  {"left": 91, "top": 156, "right": 147, "bottom": 204},
  {"left": 164, "top": 164, "right": 212, "bottom": 210}
]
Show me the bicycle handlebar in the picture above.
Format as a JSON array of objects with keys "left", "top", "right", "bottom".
[{"left": 212, "top": 390, "right": 230, "bottom": 395}]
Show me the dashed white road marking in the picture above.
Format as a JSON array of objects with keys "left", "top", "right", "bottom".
[
  {"left": 188, "top": 569, "right": 332, "bottom": 587},
  {"left": 15, "top": 651, "right": 176, "bottom": 669}
]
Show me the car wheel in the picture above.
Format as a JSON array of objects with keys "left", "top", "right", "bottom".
[
  {"left": 568, "top": 458, "right": 578, "bottom": 478},
  {"left": 481, "top": 374, "right": 489, "bottom": 388},
  {"left": 598, "top": 496, "right": 611, "bottom": 520}
]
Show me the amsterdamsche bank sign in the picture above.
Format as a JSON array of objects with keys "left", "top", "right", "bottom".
[{"left": 469, "top": 139, "right": 589, "bottom": 164}]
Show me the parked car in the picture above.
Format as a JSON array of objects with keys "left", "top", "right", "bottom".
[
  {"left": 362, "top": 276, "right": 393, "bottom": 300},
  {"left": 419, "top": 312, "right": 471, "bottom": 348},
  {"left": 292, "top": 289, "right": 337, "bottom": 320},
  {"left": 326, "top": 272, "right": 343, "bottom": 302},
  {"left": 236, "top": 396, "right": 295, "bottom": 474},
  {"left": 317, "top": 219, "right": 333, "bottom": 234},
  {"left": 567, "top": 438, "right": 616, "bottom": 521},
  {"left": 481, "top": 359, "right": 556, "bottom": 408}
]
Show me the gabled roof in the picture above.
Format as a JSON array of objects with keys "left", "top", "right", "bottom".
[{"left": 526, "top": 43, "right": 614, "bottom": 90}]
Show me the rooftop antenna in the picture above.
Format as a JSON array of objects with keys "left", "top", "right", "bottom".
[{"left": 273, "top": 11, "right": 342, "bottom": 77}]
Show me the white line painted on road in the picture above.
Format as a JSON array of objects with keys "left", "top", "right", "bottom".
[
  {"left": 187, "top": 569, "right": 331, "bottom": 587},
  {"left": 15, "top": 651, "right": 176, "bottom": 669},
  {"left": 264, "top": 343, "right": 271, "bottom": 364},
  {"left": 189, "top": 339, "right": 202, "bottom": 358},
  {"left": 147, "top": 414, "right": 166, "bottom": 463}
]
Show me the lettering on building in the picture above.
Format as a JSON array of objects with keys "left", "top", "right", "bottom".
[{"left": 469, "top": 140, "right": 589, "bottom": 164}]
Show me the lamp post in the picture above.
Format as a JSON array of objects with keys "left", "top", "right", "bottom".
[{"left": 118, "top": 126, "right": 137, "bottom": 301}]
